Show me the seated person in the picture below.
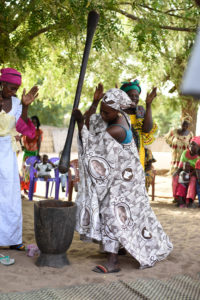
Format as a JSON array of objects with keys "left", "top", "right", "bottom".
[
  {"left": 60, "top": 167, "right": 78, "bottom": 194},
  {"left": 195, "top": 159, "right": 200, "bottom": 208},
  {"left": 176, "top": 162, "right": 190, "bottom": 207},
  {"left": 54, "top": 151, "right": 68, "bottom": 193},
  {"left": 144, "top": 148, "right": 156, "bottom": 191},
  {"left": 34, "top": 154, "right": 55, "bottom": 181},
  {"left": 60, "top": 173, "right": 67, "bottom": 193},
  {"left": 55, "top": 151, "right": 78, "bottom": 194}
]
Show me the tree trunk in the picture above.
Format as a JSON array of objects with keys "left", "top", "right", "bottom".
[{"left": 181, "top": 96, "right": 198, "bottom": 134}]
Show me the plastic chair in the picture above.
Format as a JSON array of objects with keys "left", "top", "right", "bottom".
[
  {"left": 67, "top": 159, "right": 79, "bottom": 202},
  {"left": 27, "top": 156, "right": 60, "bottom": 201}
]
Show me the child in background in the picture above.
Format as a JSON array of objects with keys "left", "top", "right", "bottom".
[
  {"left": 195, "top": 159, "right": 200, "bottom": 208},
  {"left": 176, "top": 162, "right": 191, "bottom": 207},
  {"left": 34, "top": 154, "right": 55, "bottom": 181}
]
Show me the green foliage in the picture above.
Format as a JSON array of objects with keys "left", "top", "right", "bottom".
[
  {"left": 1, "top": 0, "right": 200, "bottom": 133},
  {"left": 152, "top": 95, "right": 182, "bottom": 136},
  {"left": 28, "top": 98, "right": 70, "bottom": 127}
]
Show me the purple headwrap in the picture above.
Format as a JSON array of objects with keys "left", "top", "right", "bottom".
[{"left": 0, "top": 68, "right": 22, "bottom": 86}]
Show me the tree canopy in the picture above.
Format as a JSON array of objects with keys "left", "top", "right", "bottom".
[{"left": 1, "top": 0, "right": 200, "bottom": 133}]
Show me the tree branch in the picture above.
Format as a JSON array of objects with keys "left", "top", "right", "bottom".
[
  {"left": 15, "top": 24, "right": 56, "bottom": 49},
  {"left": 114, "top": 8, "right": 197, "bottom": 32},
  {"left": 28, "top": 26, "right": 54, "bottom": 40},
  {"left": 165, "top": 6, "right": 194, "bottom": 13},
  {"left": 10, "top": 0, "right": 38, "bottom": 32},
  {"left": 118, "top": 1, "right": 134, "bottom": 5},
  {"left": 138, "top": 4, "right": 195, "bottom": 22}
]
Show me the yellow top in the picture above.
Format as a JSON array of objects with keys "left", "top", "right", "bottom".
[
  {"left": 0, "top": 110, "right": 19, "bottom": 152},
  {"left": 130, "top": 114, "right": 158, "bottom": 168}
]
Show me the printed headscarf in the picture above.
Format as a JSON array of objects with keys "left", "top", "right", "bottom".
[
  {"left": 0, "top": 68, "right": 22, "bottom": 86},
  {"left": 181, "top": 114, "right": 192, "bottom": 124},
  {"left": 120, "top": 79, "right": 141, "bottom": 94},
  {"left": 191, "top": 136, "right": 200, "bottom": 146},
  {"left": 102, "top": 88, "right": 132, "bottom": 113}
]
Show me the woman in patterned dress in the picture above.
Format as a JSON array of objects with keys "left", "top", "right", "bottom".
[{"left": 73, "top": 84, "right": 172, "bottom": 273}]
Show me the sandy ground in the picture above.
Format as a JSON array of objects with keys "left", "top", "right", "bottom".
[{"left": 0, "top": 153, "right": 200, "bottom": 293}]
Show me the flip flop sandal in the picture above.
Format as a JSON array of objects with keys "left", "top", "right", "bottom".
[
  {"left": 0, "top": 254, "right": 15, "bottom": 266},
  {"left": 10, "top": 243, "right": 25, "bottom": 251},
  {"left": 92, "top": 265, "right": 120, "bottom": 273}
]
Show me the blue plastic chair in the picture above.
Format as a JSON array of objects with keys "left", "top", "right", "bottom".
[{"left": 26, "top": 156, "right": 60, "bottom": 201}]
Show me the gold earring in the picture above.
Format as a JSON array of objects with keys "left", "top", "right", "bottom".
[{"left": 118, "top": 112, "right": 122, "bottom": 117}]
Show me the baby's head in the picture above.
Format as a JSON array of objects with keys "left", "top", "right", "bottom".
[
  {"left": 183, "top": 162, "right": 190, "bottom": 173},
  {"left": 42, "top": 154, "right": 49, "bottom": 164}
]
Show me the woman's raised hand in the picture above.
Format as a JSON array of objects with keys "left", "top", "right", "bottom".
[
  {"left": 21, "top": 86, "right": 39, "bottom": 106},
  {"left": 93, "top": 83, "right": 104, "bottom": 105},
  {"left": 73, "top": 108, "right": 84, "bottom": 133},
  {"left": 73, "top": 108, "right": 84, "bottom": 124},
  {"left": 146, "top": 87, "right": 157, "bottom": 105}
]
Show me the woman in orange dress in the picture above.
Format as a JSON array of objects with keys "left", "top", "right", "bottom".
[{"left": 20, "top": 116, "right": 43, "bottom": 193}]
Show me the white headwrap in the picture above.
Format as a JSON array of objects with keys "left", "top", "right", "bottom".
[{"left": 102, "top": 88, "right": 132, "bottom": 113}]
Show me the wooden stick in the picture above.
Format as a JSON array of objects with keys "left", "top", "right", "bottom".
[{"left": 59, "top": 11, "right": 99, "bottom": 173}]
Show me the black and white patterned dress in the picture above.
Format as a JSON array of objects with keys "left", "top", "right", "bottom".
[{"left": 75, "top": 89, "right": 173, "bottom": 269}]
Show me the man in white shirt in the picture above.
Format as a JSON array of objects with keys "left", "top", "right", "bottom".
[{"left": 34, "top": 154, "right": 55, "bottom": 181}]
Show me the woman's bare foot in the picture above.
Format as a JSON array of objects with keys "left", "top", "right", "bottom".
[{"left": 93, "top": 253, "right": 120, "bottom": 273}]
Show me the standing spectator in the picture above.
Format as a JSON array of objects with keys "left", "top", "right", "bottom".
[
  {"left": 20, "top": 115, "right": 43, "bottom": 193},
  {"left": 0, "top": 67, "right": 38, "bottom": 250},
  {"left": 165, "top": 116, "right": 193, "bottom": 174},
  {"left": 120, "top": 80, "right": 158, "bottom": 169}
]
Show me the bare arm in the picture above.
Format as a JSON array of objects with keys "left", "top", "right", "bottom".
[
  {"left": 73, "top": 109, "right": 127, "bottom": 144},
  {"left": 84, "top": 83, "right": 104, "bottom": 129},
  {"left": 106, "top": 126, "right": 126, "bottom": 144},
  {"left": 72, "top": 108, "right": 84, "bottom": 139},
  {"left": 37, "top": 134, "right": 42, "bottom": 156},
  {"left": 73, "top": 83, "right": 104, "bottom": 137},
  {"left": 21, "top": 86, "right": 39, "bottom": 123},
  {"left": 34, "top": 162, "right": 40, "bottom": 171},
  {"left": 142, "top": 87, "right": 157, "bottom": 133},
  {"left": 48, "top": 161, "right": 55, "bottom": 168}
]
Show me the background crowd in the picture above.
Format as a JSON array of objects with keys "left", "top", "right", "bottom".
[{"left": 0, "top": 66, "right": 199, "bottom": 274}]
